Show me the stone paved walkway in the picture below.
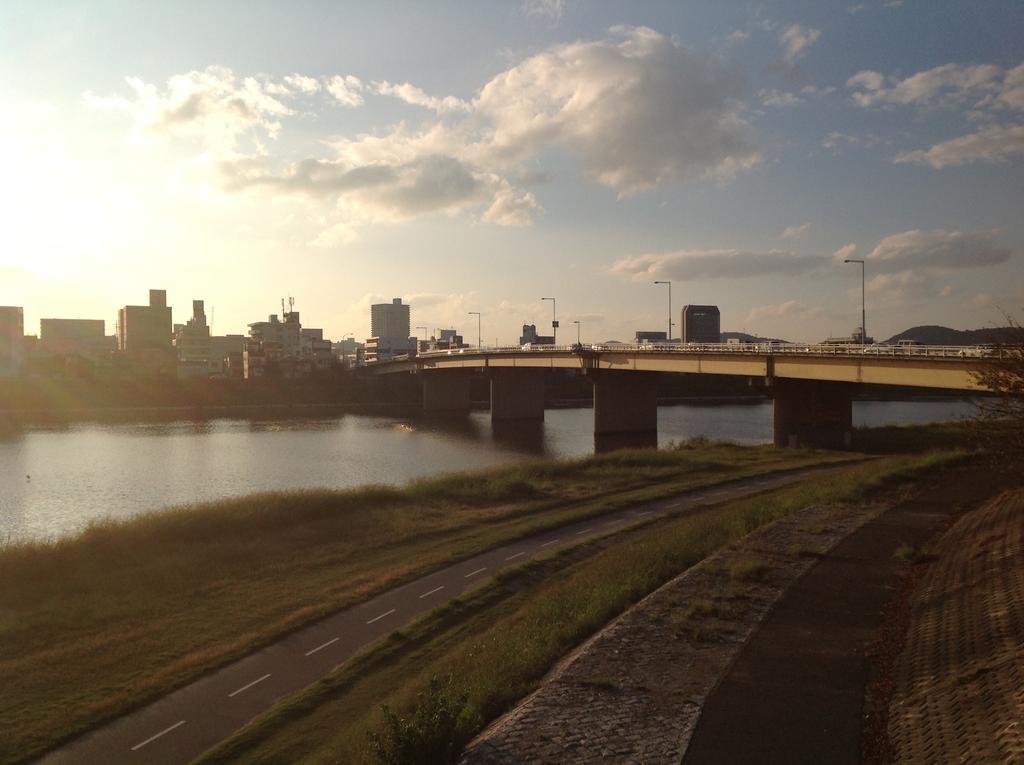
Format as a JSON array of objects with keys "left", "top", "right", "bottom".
[{"left": 460, "top": 498, "right": 889, "bottom": 764}]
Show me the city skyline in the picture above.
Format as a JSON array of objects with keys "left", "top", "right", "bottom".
[{"left": 2, "top": 1, "right": 1022, "bottom": 343}]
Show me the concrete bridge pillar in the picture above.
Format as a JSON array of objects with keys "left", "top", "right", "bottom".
[
  {"left": 591, "top": 371, "right": 659, "bottom": 450},
  {"left": 773, "top": 378, "right": 854, "bottom": 449},
  {"left": 490, "top": 368, "right": 546, "bottom": 422},
  {"left": 422, "top": 371, "right": 473, "bottom": 413}
]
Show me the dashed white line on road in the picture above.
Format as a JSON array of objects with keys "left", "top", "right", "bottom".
[
  {"left": 667, "top": 502, "right": 682, "bottom": 509},
  {"left": 305, "top": 637, "right": 339, "bottom": 657},
  {"left": 229, "top": 673, "right": 271, "bottom": 698},
  {"left": 636, "top": 510, "right": 652, "bottom": 516},
  {"left": 575, "top": 527, "right": 595, "bottom": 535},
  {"left": 540, "top": 539, "right": 561, "bottom": 547},
  {"left": 366, "top": 609, "right": 396, "bottom": 625},
  {"left": 505, "top": 551, "right": 526, "bottom": 561},
  {"left": 130, "top": 720, "right": 185, "bottom": 751},
  {"left": 465, "top": 567, "right": 486, "bottom": 578},
  {"left": 419, "top": 585, "right": 445, "bottom": 598}
]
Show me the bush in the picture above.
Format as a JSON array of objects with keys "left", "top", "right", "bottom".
[{"left": 369, "top": 676, "right": 472, "bottom": 765}]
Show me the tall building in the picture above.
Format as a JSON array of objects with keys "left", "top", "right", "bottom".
[
  {"left": 370, "top": 298, "right": 411, "bottom": 339},
  {"left": 366, "top": 297, "right": 414, "bottom": 363},
  {"left": 174, "top": 300, "right": 213, "bottom": 377},
  {"left": 681, "top": 305, "right": 721, "bottom": 343},
  {"left": 248, "top": 309, "right": 302, "bottom": 357},
  {"left": 0, "top": 306, "right": 24, "bottom": 377},
  {"left": 40, "top": 318, "right": 107, "bottom": 360},
  {"left": 118, "top": 289, "right": 173, "bottom": 353},
  {"left": 519, "top": 323, "right": 554, "bottom": 345}
]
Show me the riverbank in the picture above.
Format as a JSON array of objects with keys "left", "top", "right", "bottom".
[
  {"left": 0, "top": 441, "right": 848, "bottom": 764},
  {"left": 196, "top": 451, "right": 963, "bottom": 764}
]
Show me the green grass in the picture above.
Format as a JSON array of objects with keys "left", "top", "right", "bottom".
[
  {"left": 195, "top": 449, "right": 965, "bottom": 765},
  {"left": 0, "top": 441, "right": 849, "bottom": 764}
]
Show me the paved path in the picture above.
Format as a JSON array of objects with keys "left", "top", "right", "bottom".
[
  {"left": 682, "top": 462, "right": 1009, "bottom": 765},
  {"left": 37, "top": 463, "right": 851, "bottom": 765}
]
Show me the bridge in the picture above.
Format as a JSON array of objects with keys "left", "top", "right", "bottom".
[{"left": 370, "top": 343, "right": 996, "bottom": 449}]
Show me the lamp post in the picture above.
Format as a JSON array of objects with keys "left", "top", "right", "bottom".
[
  {"left": 843, "top": 258, "right": 866, "bottom": 344},
  {"left": 468, "top": 312, "right": 481, "bottom": 349},
  {"left": 541, "top": 297, "right": 557, "bottom": 346},
  {"left": 654, "top": 280, "right": 672, "bottom": 341},
  {"left": 573, "top": 319, "right": 581, "bottom": 344}
]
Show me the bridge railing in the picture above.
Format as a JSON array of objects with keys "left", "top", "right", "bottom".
[{"left": 415, "top": 342, "right": 1006, "bottom": 361}]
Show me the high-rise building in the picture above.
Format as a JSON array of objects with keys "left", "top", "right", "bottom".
[
  {"left": 174, "top": 300, "right": 213, "bottom": 377},
  {"left": 117, "top": 289, "right": 173, "bottom": 353},
  {"left": 0, "top": 306, "right": 24, "bottom": 377},
  {"left": 681, "top": 305, "right": 721, "bottom": 344},
  {"left": 365, "top": 297, "right": 413, "bottom": 363},
  {"left": 40, "top": 318, "right": 108, "bottom": 362},
  {"left": 370, "top": 298, "right": 411, "bottom": 340}
]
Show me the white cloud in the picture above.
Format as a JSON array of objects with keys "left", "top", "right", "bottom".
[
  {"left": 800, "top": 85, "right": 836, "bottom": 97},
  {"left": 864, "top": 229, "right": 1012, "bottom": 272},
  {"left": 831, "top": 243, "right": 858, "bottom": 261},
  {"left": 822, "top": 131, "right": 882, "bottom": 154},
  {"left": 894, "top": 124, "right": 1024, "bottom": 168},
  {"left": 326, "top": 75, "right": 364, "bottom": 107},
  {"left": 481, "top": 183, "right": 540, "bottom": 227},
  {"left": 780, "top": 222, "right": 812, "bottom": 240},
  {"left": 283, "top": 74, "right": 321, "bottom": 94},
  {"left": 474, "top": 25, "right": 760, "bottom": 196},
  {"left": 373, "top": 81, "right": 469, "bottom": 114},
  {"left": 90, "top": 27, "right": 761, "bottom": 244},
  {"left": 307, "top": 221, "right": 358, "bottom": 248},
  {"left": 726, "top": 30, "right": 750, "bottom": 45},
  {"left": 609, "top": 248, "right": 819, "bottom": 281},
  {"left": 746, "top": 300, "right": 825, "bottom": 322},
  {"left": 83, "top": 66, "right": 293, "bottom": 151},
  {"left": 759, "top": 89, "right": 802, "bottom": 108},
  {"left": 999, "top": 63, "right": 1024, "bottom": 109},
  {"left": 846, "top": 62, "right": 1009, "bottom": 109},
  {"left": 778, "top": 24, "right": 820, "bottom": 63},
  {"left": 522, "top": 0, "right": 565, "bottom": 20}
]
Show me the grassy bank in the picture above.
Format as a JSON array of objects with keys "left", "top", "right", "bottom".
[
  {"left": 0, "top": 442, "right": 849, "bottom": 763},
  {"left": 197, "top": 449, "right": 965, "bottom": 764}
]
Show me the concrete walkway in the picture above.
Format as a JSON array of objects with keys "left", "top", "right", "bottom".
[{"left": 684, "top": 462, "right": 1014, "bottom": 765}]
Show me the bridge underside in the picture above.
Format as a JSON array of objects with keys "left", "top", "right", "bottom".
[{"left": 396, "top": 349, "right": 984, "bottom": 451}]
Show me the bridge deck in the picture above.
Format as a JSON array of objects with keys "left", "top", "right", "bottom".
[{"left": 371, "top": 343, "right": 995, "bottom": 392}]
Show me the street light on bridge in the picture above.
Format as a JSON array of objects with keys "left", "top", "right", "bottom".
[
  {"left": 541, "top": 297, "right": 557, "bottom": 346},
  {"left": 573, "top": 319, "right": 581, "bottom": 344},
  {"left": 843, "top": 258, "right": 867, "bottom": 345},
  {"left": 654, "top": 280, "right": 672, "bottom": 341},
  {"left": 468, "top": 312, "right": 481, "bottom": 349}
]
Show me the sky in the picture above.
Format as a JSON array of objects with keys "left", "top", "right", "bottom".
[{"left": 1, "top": 0, "right": 1022, "bottom": 344}]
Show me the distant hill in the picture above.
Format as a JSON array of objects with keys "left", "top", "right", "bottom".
[
  {"left": 720, "top": 331, "right": 790, "bottom": 344},
  {"left": 885, "top": 325, "right": 1023, "bottom": 346}
]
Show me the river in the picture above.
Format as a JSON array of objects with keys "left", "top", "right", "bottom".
[{"left": 0, "top": 399, "right": 978, "bottom": 543}]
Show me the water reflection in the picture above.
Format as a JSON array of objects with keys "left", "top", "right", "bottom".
[
  {"left": 0, "top": 398, "right": 980, "bottom": 543},
  {"left": 491, "top": 420, "right": 549, "bottom": 455}
]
